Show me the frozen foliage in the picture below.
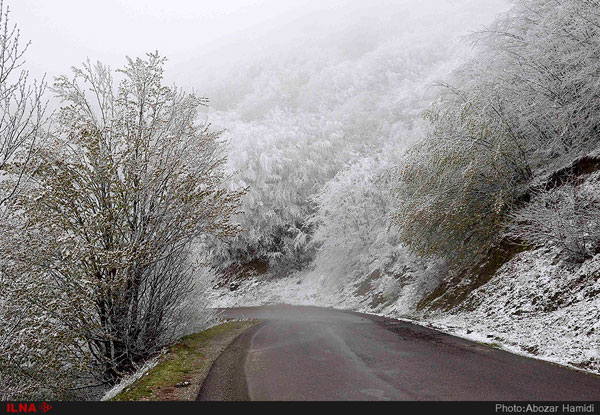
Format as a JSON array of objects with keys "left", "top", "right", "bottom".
[
  {"left": 507, "top": 174, "right": 600, "bottom": 263},
  {"left": 0, "top": 1, "right": 51, "bottom": 399},
  {"left": 468, "top": 0, "right": 600, "bottom": 166},
  {"left": 26, "top": 53, "right": 240, "bottom": 381},
  {"left": 301, "top": 150, "right": 444, "bottom": 309},
  {"left": 1, "top": 53, "right": 240, "bottom": 398},
  {"left": 394, "top": 0, "right": 600, "bottom": 268},
  {"left": 202, "top": 0, "right": 508, "bottom": 272},
  {"left": 309, "top": 157, "right": 396, "bottom": 286},
  {"left": 210, "top": 111, "right": 347, "bottom": 272},
  {"left": 394, "top": 104, "right": 531, "bottom": 267}
]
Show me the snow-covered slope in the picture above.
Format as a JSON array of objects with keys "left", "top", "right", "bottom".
[
  {"left": 207, "top": 244, "right": 600, "bottom": 375},
  {"left": 428, "top": 248, "right": 600, "bottom": 374}
]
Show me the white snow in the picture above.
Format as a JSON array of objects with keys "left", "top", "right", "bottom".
[
  {"left": 428, "top": 248, "right": 600, "bottom": 374},
  {"left": 207, "top": 245, "right": 600, "bottom": 375},
  {"left": 101, "top": 355, "right": 162, "bottom": 401}
]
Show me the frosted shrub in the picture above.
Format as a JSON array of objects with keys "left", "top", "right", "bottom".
[
  {"left": 9, "top": 53, "right": 242, "bottom": 385},
  {"left": 507, "top": 182, "right": 600, "bottom": 262},
  {"left": 394, "top": 95, "right": 531, "bottom": 268}
]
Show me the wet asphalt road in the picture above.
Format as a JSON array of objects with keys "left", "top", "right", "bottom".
[{"left": 197, "top": 305, "right": 600, "bottom": 401}]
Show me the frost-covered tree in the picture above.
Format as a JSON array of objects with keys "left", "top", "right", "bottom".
[
  {"left": 310, "top": 157, "right": 395, "bottom": 268},
  {"left": 210, "top": 110, "right": 349, "bottom": 273},
  {"left": 466, "top": 0, "right": 600, "bottom": 166},
  {"left": 0, "top": 0, "right": 49, "bottom": 399},
  {"left": 394, "top": 0, "right": 600, "bottom": 268},
  {"left": 10, "top": 53, "right": 242, "bottom": 383},
  {"left": 506, "top": 178, "right": 600, "bottom": 263},
  {"left": 394, "top": 91, "right": 532, "bottom": 266},
  {"left": 306, "top": 156, "right": 405, "bottom": 290}
]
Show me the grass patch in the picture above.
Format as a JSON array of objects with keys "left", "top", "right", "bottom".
[{"left": 113, "top": 320, "right": 256, "bottom": 401}]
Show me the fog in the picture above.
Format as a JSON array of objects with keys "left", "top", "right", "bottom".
[
  {"left": 13, "top": 0, "right": 508, "bottom": 95},
  {"left": 10, "top": 0, "right": 511, "bottom": 283},
  {"left": 12, "top": 0, "right": 313, "bottom": 81}
]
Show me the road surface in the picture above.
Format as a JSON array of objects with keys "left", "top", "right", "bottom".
[{"left": 197, "top": 305, "right": 600, "bottom": 401}]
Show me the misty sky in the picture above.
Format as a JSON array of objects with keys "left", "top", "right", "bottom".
[
  {"left": 12, "top": 0, "right": 352, "bottom": 82},
  {"left": 12, "top": 0, "right": 509, "bottom": 92}
]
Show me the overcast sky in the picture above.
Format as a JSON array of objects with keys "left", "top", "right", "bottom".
[
  {"left": 11, "top": 0, "right": 346, "bottom": 82},
  {"left": 11, "top": 0, "right": 509, "bottom": 95}
]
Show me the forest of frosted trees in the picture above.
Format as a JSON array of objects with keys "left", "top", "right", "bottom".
[
  {"left": 2, "top": 0, "right": 600, "bottom": 400},
  {"left": 208, "top": 0, "right": 600, "bottom": 290}
]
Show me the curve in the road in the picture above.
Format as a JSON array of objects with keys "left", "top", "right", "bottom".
[{"left": 197, "top": 305, "right": 600, "bottom": 401}]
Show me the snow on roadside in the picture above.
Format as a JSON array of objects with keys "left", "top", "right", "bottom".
[
  {"left": 426, "top": 248, "right": 600, "bottom": 374},
  {"left": 207, "top": 246, "right": 600, "bottom": 375},
  {"left": 101, "top": 355, "right": 162, "bottom": 401},
  {"left": 206, "top": 270, "right": 328, "bottom": 308}
]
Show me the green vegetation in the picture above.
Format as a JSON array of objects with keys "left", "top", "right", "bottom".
[{"left": 113, "top": 321, "right": 255, "bottom": 401}]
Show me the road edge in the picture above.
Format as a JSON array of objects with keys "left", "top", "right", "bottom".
[{"left": 196, "top": 321, "right": 265, "bottom": 401}]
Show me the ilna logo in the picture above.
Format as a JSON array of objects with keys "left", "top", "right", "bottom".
[{"left": 6, "top": 403, "right": 52, "bottom": 413}]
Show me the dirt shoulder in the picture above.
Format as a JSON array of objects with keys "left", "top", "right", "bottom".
[{"left": 112, "top": 320, "right": 257, "bottom": 401}]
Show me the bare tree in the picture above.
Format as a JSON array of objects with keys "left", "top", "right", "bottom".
[{"left": 0, "top": 0, "right": 46, "bottom": 209}]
